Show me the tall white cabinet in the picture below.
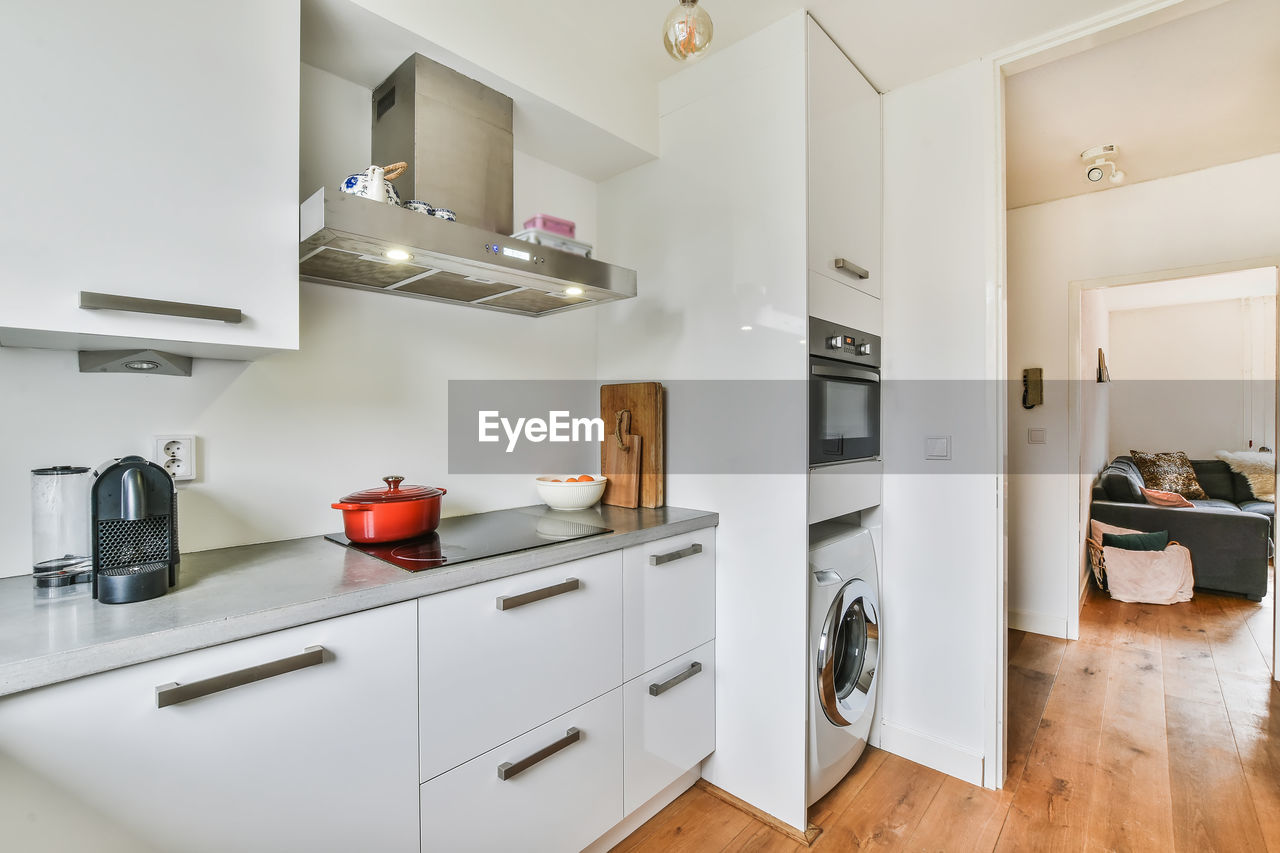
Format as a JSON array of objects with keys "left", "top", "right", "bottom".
[
  {"left": 807, "top": 17, "right": 885, "bottom": 523},
  {"left": 807, "top": 18, "right": 883, "bottom": 303},
  {"left": 596, "top": 11, "right": 882, "bottom": 832},
  {"left": 0, "top": 0, "right": 300, "bottom": 360}
]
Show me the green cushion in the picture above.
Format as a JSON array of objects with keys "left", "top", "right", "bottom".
[{"left": 1102, "top": 530, "right": 1169, "bottom": 551}]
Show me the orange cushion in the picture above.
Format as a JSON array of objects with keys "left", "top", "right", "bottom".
[{"left": 1142, "top": 487, "right": 1195, "bottom": 508}]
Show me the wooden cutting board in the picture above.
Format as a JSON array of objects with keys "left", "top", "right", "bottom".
[
  {"left": 602, "top": 410, "right": 642, "bottom": 509},
  {"left": 600, "top": 382, "right": 664, "bottom": 508}
]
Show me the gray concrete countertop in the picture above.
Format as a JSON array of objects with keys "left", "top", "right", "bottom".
[{"left": 0, "top": 505, "right": 716, "bottom": 698}]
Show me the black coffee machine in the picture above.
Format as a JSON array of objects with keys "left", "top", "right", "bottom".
[{"left": 91, "top": 456, "right": 179, "bottom": 604}]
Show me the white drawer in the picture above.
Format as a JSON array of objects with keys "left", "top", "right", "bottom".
[
  {"left": 419, "top": 551, "right": 623, "bottom": 781},
  {"left": 0, "top": 603, "right": 420, "bottom": 853},
  {"left": 623, "top": 529, "right": 716, "bottom": 680},
  {"left": 420, "top": 688, "right": 624, "bottom": 853},
  {"left": 623, "top": 641, "right": 716, "bottom": 813}
]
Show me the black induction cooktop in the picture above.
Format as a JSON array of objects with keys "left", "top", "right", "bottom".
[{"left": 325, "top": 505, "right": 613, "bottom": 572}]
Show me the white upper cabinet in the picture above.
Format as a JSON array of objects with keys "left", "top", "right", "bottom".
[
  {"left": 0, "top": 0, "right": 300, "bottom": 360},
  {"left": 806, "top": 17, "right": 882, "bottom": 301}
]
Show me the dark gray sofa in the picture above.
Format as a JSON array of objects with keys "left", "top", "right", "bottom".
[{"left": 1090, "top": 456, "right": 1272, "bottom": 601}]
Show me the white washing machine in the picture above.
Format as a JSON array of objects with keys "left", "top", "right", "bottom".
[{"left": 807, "top": 521, "right": 881, "bottom": 806}]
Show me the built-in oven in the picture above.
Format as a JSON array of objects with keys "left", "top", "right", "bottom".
[{"left": 809, "top": 316, "right": 881, "bottom": 467}]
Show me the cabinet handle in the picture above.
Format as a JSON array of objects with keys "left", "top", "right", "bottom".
[
  {"left": 495, "top": 577, "right": 580, "bottom": 611},
  {"left": 81, "top": 291, "right": 243, "bottom": 324},
  {"left": 649, "top": 543, "right": 703, "bottom": 566},
  {"left": 649, "top": 661, "right": 704, "bottom": 696},
  {"left": 497, "top": 727, "right": 581, "bottom": 781},
  {"left": 155, "top": 646, "right": 325, "bottom": 708},
  {"left": 833, "top": 259, "right": 869, "bottom": 280}
]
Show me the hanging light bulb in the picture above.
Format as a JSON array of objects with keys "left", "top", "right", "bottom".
[{"left": 664, "top": 0, "right": 714, "bottom": 62}]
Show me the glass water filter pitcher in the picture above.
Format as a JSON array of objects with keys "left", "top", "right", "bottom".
[{"left": 31, "top": 466, "right": 93, "bottom": 589}]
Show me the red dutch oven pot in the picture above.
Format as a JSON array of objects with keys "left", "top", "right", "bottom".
[{"left": 331, "top": 476, "right": 446, "bottom": 543}]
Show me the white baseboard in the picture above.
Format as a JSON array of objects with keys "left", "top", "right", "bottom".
[
  {"left": 582, "top": 765, "right": 701, "bottom": 853},
  {"left": 880, "top": 721, "right": 984, "bottom": 786},
  {"left": 1008, "top": 608, "right": 1068, "bottom": 638}
]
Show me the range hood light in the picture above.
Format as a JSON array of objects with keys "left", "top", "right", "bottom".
[
  {"left": 124, "top": 360, "right": 161, "bottom": 371},
  {"left": 565, "top": 286, "right": 584, "bottom": 296},
  {"left": 384, "top": 249, "right": 413, "bottom": 262}
]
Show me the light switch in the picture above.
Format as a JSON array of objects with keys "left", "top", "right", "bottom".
[
  {"left": 925, "top": 436, "right": 951, "bottom": 461},
  {"left": 1027, "top": 428, "right": 1047, "bottom": 445}
]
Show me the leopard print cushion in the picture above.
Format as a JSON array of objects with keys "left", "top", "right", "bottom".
[{"left": 1129, "top": 450, "right": 1207, "bottom": 500}]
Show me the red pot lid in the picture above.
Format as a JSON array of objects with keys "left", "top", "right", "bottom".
[{"left": 339, "top": 476, "right": 443, "bottom": 504}]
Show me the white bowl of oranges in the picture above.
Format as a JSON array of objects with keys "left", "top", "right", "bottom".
[{"left": 535, "top": 474, "right": 607, "bottom": 511}]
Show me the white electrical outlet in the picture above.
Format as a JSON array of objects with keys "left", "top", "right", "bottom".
[{"left": 155, "top": 435, "right": 197, "bottom": 481}]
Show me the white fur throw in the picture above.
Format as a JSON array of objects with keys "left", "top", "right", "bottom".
[{"left": 1215, "top": 450, "right": 1275, "bottom": 503}]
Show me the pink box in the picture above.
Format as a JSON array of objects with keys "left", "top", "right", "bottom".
[{"left": 523, "top": 214, "right": 575, "bottom": 238}]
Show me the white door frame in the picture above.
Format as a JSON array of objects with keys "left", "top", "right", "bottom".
[
  {"left": 1065, "top": 258, "right": 1280, "bottom": 682},
  {"left": 985, "top": 0, "right": 1277, "bottom": 788}
]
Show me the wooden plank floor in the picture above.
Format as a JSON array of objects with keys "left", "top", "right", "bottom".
[{"left": 615, "top": 571, "right": 1278, "bottom": 852}]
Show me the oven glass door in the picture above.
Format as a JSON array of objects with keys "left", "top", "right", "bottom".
[{"left": 810, "top": 358, "right": 880, "bottom": 465}]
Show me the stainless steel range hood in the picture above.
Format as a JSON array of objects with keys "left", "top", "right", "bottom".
[
  {"left": 299, "top": 189, "right": 636, "bottom": 316},
  {"left": 298, "top": 54, "right": 636, "bottom": 317}
]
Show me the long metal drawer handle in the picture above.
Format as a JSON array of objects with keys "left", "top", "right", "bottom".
[
  {"left": 649, "top": 543, "right": 703, "bottom": 566},
  {"left": 155, "top": 646, "right": 325, "bottom": 708},
  {"left": 496, "top": 577, "right": 581, "bottom": 611},
  {"left": 81, "top": 291, "right": 243, "bottom": 324},
  {"left": 833, "top": 259, "right": 869, "bottom": 280},
  {"left": 649, "top": 662, "right": 704, "bottom": 696},
  {"left": 497, "top": 727, "right": 581, "bottom": 781}
]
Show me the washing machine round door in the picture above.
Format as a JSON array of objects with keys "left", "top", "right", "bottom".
[{"left": 816, "top": 578, "right": 879, "bottom": 727}]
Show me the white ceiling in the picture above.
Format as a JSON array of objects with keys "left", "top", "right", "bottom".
[
  {"left": 1005, "top": 0, "right": 1280, "bottom": 209},
  {"left": 306, "top": 0, "right": 1150, "bottom": 181},
  {"left": 642, "top": 0, "right": 1141, "bottom": 93}
]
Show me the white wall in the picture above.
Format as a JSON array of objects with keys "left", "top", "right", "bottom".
[
  {"left": 880, "top": 59, "right": 1002, "bottom": 787},
  {"left": 596, "top": 13, "right": 811, "bottom": 831},
  {"left": 0, "top": 64, "right": 601, "bottom": 579},
  {"left": 1007, "top": 152, "right": 1280, "bottom": 636},
  {"left": 1107, "top": 296, "right": 1276, "bottom": 457},
  {"left": 347, "top": 0, "right": 660, "bottom": 157}
]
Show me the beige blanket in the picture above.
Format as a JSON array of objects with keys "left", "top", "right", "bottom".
[
  {"left": 1102, "top": 543, "right": 1195, "bottom": 605},
  {"left": 1215, "top": 450, "right": 1275, "bottom": 502}
]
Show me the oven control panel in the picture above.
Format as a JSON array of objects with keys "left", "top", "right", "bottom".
[
  {"left": 826, "top": 335, "right": 873, "bottom": 356},
  {"left": 811, "top": 317, "right": 880, "bottom": 368}
]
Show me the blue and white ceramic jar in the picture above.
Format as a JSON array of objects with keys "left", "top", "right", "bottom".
[{"left": 340, "top": 163, "right": 406, "bottom": 206}]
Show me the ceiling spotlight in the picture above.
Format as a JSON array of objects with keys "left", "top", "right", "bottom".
[
  {"left": 664, "top": 0, "right": 714, "bottom": 62},
  {"left": 1080, "top": 144, "right": 1124, "bottom": 186},
  {"left": 383, "top": 248, "right": 412, "bottom": 262},
  {"left": 740, "top": 325, "right": 753, "bottom": 331},
  {"left": 565, "top": 286, "right": 584, "bottom": 296}
]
